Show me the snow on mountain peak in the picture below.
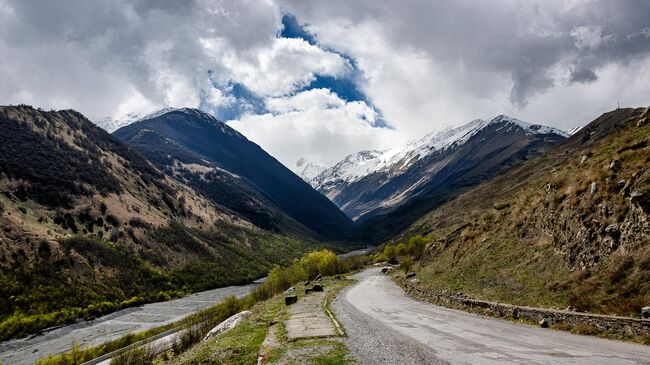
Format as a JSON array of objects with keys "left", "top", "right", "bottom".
[
  {"left": 296, "top": 158, "right": 328, "bottom": 182},
  {"left": 310, "top": 115, "right": 567, "bottom": 190},
  {"left": 490, "top": 115, "right": 569, "bottom": 137}
]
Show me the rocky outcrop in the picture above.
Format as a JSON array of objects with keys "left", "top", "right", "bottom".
[{"left": 203, "top": 311, "right": 252, "bottom": 341}]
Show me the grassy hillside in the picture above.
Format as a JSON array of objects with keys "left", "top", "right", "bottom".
[
  {"left": 0, "top": 105, "right": 320, "bottom": 340},
  {"left": 398, "top": 107, "right": 650, "bottom": 317}
]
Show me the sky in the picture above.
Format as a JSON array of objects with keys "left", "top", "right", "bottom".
[{"left": 1, "top": 0, "right": 650, "bottom": 171}]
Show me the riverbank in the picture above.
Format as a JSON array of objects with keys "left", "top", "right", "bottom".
[{"left": 0, "top": 282, "right": 258, "bottom": 365}]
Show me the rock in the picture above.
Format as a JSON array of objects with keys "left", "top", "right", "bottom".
[
  {"left": 539, "top": 318, "right": 549, "bottom": 328},
  {"left": 284, "top": 287, "right": 295, "bottom": 294},
  {"left": 630, "top": 191, "right": 645, "bottom": 205},
  {"left": 624, "top": 325, "right": 636, "bottom": 337},
  {"left": 580, "top": 155, "right": 588, "bottom": 164},
  {"left": 608, "top": 160, "right": 621, "bottom": 171},
  {"left": 590, "top": 182, "right": 597, "bottom": 194},
  {"left": 637, "top": 117, "right": 647, "bottom": 127},
  {"left": 410, "top": 279, "right": 421, "bottom": 285},
  {"left": 642, "top": 306, "right": 650, "bottom": 318},
  {"left": 315, "top": 274, "right": 324, "bottom": 281},
  {"left": 312, "top": 284, "right": 324, "bottom": 292},
  {"left": 304, "top": 280, "right": 310, "bottom": 286},
  {"left": 381, "top": 267, "right": 394, "bottom": 274},
  {"left": 405, "top": 272, "right": 416, "bottom": 279},
  {"left": 604, "top": 224, "right": 619, "bottom": 236},
  {"left": 203, "top": 311, "right": 252, "bottom": 341},
  {"left": 285, "top": 295, "right": 298, "bottom": 305},
  {"left": 619, "top": 180, "right": 630, "bottom": 196}
]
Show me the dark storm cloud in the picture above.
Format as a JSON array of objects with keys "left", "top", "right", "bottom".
[{"left": 280, "top": 0, "right": 650, "bottom": 106}]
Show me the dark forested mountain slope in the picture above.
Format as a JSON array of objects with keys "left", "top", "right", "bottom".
[{"left": 114, "top": 108, "right": 354, "bottom": 240}]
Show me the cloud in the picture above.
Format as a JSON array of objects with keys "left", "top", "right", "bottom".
[
  {"left": 228, "top": 88, "right": 395, "bottom": 166},
  {"left": 1, "top": 0, "right": 650, "bottom": 171},
  {"left": 281, "top": 0, "right": 650, "bottom": 114},
  {"left": 571, "top": 25, "right": 613, "bottom": 50},
  {"left": 219, "top": 37, "right": 351, "bottom": 97}
]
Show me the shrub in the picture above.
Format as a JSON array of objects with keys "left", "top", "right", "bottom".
[
  {"left": 400, "top": 256, "right": 414, "bottom": 273},
  {"left": 111, "top": 345, "right": 154, "bottom": 365},
  {"left": 607, "top": 253, "right": 634, "bottom": 283}
]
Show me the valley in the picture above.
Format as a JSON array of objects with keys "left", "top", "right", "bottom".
[{"left": 0, "top": 104, "right": 648, "bottom": 364}]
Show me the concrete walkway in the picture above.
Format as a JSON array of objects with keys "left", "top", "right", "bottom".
[{"left": 285, "top": 291, "right": 338, "bottom": 341}]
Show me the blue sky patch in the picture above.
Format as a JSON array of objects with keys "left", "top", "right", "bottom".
[{"left": 203, "top": 14, "right": 391, "bottom": 128}]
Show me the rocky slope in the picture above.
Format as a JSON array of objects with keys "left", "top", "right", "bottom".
[
  {"left": 401, "top": 107, "right": 650, "bottom": 316},
  {"left": 0, "top": 105, "right": 317, "bottom": 340},
  {"left": 114, "top": 108, "right": 354, "bottom": 240}
]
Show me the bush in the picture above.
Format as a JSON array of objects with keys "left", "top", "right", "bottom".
[
  {"left": 374, "top": 235, "right": 430, "bottom": 262},
  {"left": 111, "top": 345, "right": 154, "bottom": 365},
  {"left": 400, "top": 256, "right": 414, "bottom": 273}
]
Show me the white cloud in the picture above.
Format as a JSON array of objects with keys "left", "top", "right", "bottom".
[
  {"left": 229, "top": 89, "right": 396, "bottom": 167},
  {"left": 220, "top": 37, "right": 351, "bottom": 97},
  {"left": 571, "top": 25, "right": 613, "bottom": 50}
]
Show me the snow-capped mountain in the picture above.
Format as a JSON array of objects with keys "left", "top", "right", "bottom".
[
  {"left": 94, "top": 107, "right": 180, "bottom": 132},
  {"left": 295, "top": 158, "right": 328, "bottom": 182},
  {"left": 312, "top": 115, "right": 568, "bottom": 231}
]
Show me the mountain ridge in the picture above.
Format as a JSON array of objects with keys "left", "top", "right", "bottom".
[{"left": 113, "top": 108, "right": 355, "bottom": 240}]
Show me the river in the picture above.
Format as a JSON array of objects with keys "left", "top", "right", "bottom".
[{"left": 0, "top": 280, "right": 261, "bottom": 365}]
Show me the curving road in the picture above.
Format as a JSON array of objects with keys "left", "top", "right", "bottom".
[{"left": 333, "top": 268, "right": 650, "bottom": 365}]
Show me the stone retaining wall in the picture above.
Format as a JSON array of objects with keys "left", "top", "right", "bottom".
[{"left": 398, "top": 278, "right": 650, "bottom": 338}]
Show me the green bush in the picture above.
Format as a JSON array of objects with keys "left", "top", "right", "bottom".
[
  {"left": 400, "top": 256, "right": 414, "bottom": 273},
  {"left": 375, "top": 235, "right": 430, "bottom": 262}
]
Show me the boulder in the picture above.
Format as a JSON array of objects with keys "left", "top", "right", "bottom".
[
  {"left": 642, "top": 306, "right": 650, "bottom": 319},
  {"left": 312, "top": 284, "right": 324, "bottom": 292},
  {"left": 285, "top": 295, "right": 298, "bottom": 306},
  {"left": 315, "top": 274, "right": 324, "bottom": 281},
  {"left": 203, "top": 311, "right": 252, "bottom": 341},
  {"left": 590, "top": 182, "right": 597, "bottom": 194},
  {"left": 381, "top": 267, "right": 394, "bottom": 274},
  {"left": 624, "top": 325, "right": 636, "bottom": 337},
  {"left": 304, "top": 280, "right": 310, "bottom": 286},
  {"left": 405, "top": 272, "right": 416, "bottom": 279},
  {"left": 284, "top": 287, "right": 296, "bottom": 295},
  {"left": 538, "top": 318, "right": 549, "bottom": 328}
]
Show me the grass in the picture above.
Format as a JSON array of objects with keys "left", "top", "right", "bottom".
[{"left": 160, "top": 319, "right": 267, "bottom": 364}]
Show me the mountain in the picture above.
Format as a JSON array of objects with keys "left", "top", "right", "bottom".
[
  {"left": 398, "top": 106, "right": 650, "bottom": 317},
  {"left": 94, "top": 107, "right": 177, "bottom": 132},
  {"left": 113, "top": 108, "right": 354, "bottom": 240},
  {"left": 295, "top": 158, "right": 327, "bottom": 182},
  {"left": 0, "top": 105, "right": 318, "bottom": 340},
  {"left": 311, "top": 115, "right": 567, "bottom": 241}
]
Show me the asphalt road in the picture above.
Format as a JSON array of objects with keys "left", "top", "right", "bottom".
[
  {"left": 333, "top": 267, "right": 650, "bottom": 365},
  {"left": 0, "top": 282, "right": 258, "bottom": 365}
]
